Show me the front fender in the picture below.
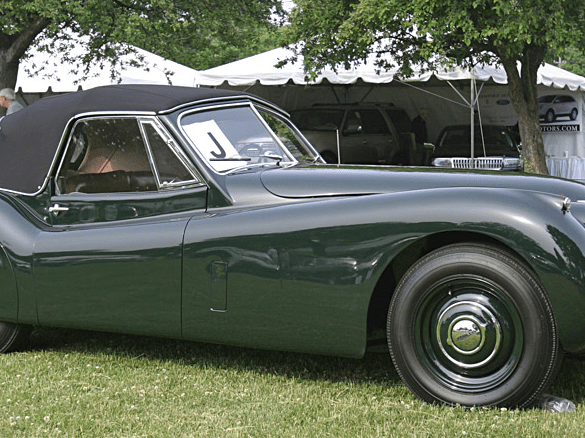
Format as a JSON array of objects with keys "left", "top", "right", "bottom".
[{"left": 362, "top": 187, "right": 585, "bottom": 354}]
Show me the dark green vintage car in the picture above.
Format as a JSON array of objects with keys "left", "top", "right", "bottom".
[{"left": 1, "top": 85, "right": 585, "bottom": 409}]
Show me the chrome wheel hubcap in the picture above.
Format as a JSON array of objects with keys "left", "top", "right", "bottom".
[{"left": 437, "top": 301, "right": 502, "bottom": 369}]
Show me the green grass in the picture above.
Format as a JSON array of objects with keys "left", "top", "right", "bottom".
[{"left": 1, "top": 328, "right": 585, "bottom": 437}]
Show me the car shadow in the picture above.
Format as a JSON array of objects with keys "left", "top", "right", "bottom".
[
  {"left": 26, "top": 327, "right": 585, "bottom": 406},
  {"left": 25, "top": 327, "right": 401, "bottom": 388},
  {"left": 547, "top": 355, "right": 585, "bottom": 405}
]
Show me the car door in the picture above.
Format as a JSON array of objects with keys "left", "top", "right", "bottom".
[
  {"left": 555, "top": 95, "right": 578, "bottom": 119},
  {"left": 33, "top": 116, "right": 207, "bottom": 337},
  {"left": 341, "top": 109, "right": 398, "bottom": 164}
]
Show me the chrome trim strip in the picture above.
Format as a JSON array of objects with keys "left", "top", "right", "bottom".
[
  {"left": 159, "top": 95, "right": 287, "bottom": 116},
  {"left": 138, "top": 117, "right": 204, "bottom": 189}
]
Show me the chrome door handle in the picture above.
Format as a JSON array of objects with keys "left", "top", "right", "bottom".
[{"left": 49, "top": 204, "right": 69, "bottom": 215}]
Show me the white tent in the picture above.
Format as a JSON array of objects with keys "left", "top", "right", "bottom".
[
  {"left": 197, "top": 47, "right": 585, "bottom": 90},
  {"left": 197, "top": 47, "right": 585, "bottom": 162},
  {"left": 16, "top": 44, "right": 198, "bottom": 93}
]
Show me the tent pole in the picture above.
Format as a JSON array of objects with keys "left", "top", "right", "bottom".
[
  {"left": 471, "top": 77, "right": 475, "bottom": 162},
  {"left": 336, "top": 128, "right": 341, "bottom": 166}
]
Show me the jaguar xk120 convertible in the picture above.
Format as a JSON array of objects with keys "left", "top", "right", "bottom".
[{"left": 1, "top": 84, "right": 585, "bottom": 409}]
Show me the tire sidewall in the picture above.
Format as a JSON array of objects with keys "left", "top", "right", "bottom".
[
  {"left": 546, "top": 109, "right": 555, "bottom": 123},
  {"left": 388, "top": 246, "right": 557, "bottom": 407}
]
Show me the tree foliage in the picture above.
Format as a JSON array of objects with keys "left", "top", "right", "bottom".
[
  {"left": 548, "top": 46, "right": 585, "bottom": 78},
  {"left": 285, "top": 0, "right": 585, "bottom": 174},
  {"left": 0, "top": 0, "right": 283, "bottom": 92},
  {"left": 123, "top": 1, "right": 285, "bottom": 70}
]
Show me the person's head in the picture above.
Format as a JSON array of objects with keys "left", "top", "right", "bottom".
[
  {"left": 419, "top": 107, "right": 429, "bottom": 120},
  {"left": 0, "top": 88, "right": 15, "bottom": 109}
]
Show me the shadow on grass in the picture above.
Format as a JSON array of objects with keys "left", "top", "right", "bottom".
[
  {"left": 26, "top": 327, "right": 401, "bottom": 388},
  {"left": 547, "top": 355, "right": 585, "bottom": 405},
  {"left": 27, "top": 327, "right": 585, "bottom": 406}
]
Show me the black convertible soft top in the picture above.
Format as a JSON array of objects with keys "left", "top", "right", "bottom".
[{"left": 0, "top": 85, "right": 247, "bottom": 194}]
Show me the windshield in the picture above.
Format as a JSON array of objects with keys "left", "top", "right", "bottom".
[
  {"left": 290, "top": 109, "right": 344, "bottom": 131},
  {"left": 538, "top": 95, "right": 555, "bottom": 104},
  {"left": 435, "top": 126, "right": 519, "bottom": 158},
  {"left": 180, "top": 104, "right": 317, "bottom": 174}
]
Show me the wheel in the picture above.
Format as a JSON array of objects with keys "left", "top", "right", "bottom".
[
  {"left": 545, "top": 109, "right": 555, "bottom": 123},
  {"left": 387, "top": 243, "right": 560, "bottom": 408},
  {"left": 0, "top": 322, "right": 31, "bottom": 353},
  {"left": 570, "top": 108, "right": 578, "bottom": 120}
]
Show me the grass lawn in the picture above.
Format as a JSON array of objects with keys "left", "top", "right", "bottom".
[{"left": 1, "top": 327, "right": 584, "bottom": 437}]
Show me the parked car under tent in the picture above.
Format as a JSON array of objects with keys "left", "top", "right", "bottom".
[{"left": 196, "top": 47, "right": 585, "bottom": 176}]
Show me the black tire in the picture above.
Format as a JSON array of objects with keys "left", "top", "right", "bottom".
[
  {"left": 0, "top": 322, "right": 31, "bottom": 353},
  {"left": 570, "top": 108, "right": 578, "bottom": 121},
  {"left": 545, "top": 109, "right": 555, "bottom": 123},
  {"left": 387, "top": 243, "right": 560, "bottom": 408}
]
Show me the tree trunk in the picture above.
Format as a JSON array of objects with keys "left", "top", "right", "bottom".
[
  {"left": 0, "top": 50, "right": 22, "bottom": 116},
  {"left": 0, "top": 55, "right": 20, "bottom": 91},
  {"left": 499, "top": 48, "right": 549, "bottom": 175},
  {"left": 0, "top": 17, "right": 50, "bottom": 89}
]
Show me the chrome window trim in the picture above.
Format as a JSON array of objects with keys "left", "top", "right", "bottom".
[
  {"left": 138, "top": 117, "right": 202, "bottom": 189},
  {"left": 53, "top": 114, "right": 205, "bottom": 196},
  {"left": 54, "top": 115, "right": 155, "bottom": 195},
  {"left": 249, "top": 104, "right": 297, "bottom": 163},
  {"left": 160, "top": 95, "right": 288, "bottom": 117},
  {"left": 249, "top": 103, "right": 322, "bottom": 164}
]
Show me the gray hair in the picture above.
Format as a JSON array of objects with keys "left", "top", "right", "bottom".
[{"left": 0, "top": 88, "right": 16, "bottom": 101}]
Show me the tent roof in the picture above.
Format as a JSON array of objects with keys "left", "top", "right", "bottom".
[
  {"left": 16, "top": 44, "right": 199, "bottom": 93},
  {"left": 197, "top": 47, "right": 585, "bottom": 91}
]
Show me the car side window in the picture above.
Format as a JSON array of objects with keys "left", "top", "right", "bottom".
[
  {"left": 344, "top": 110, "right": 389, "bottom": 135},
  {"left": 360, "top": 110, "right": 390, "bottom": 134},
  {"left": 57, "top": 118, "right": 157, "bottom": 194},
  {"left": 141, "top": 120, "right": 198, "bottom": 187},
  {"left": 344, "top": 110, "right": 363, "bottom": 133}
]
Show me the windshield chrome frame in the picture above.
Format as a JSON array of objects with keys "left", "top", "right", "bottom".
[{"left": 177, "top": 101, "right": 319, "bottom": 176}]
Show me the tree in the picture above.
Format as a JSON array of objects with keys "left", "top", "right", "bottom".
[
  {"left": 0, "top": 0, "right": 283, "bottom": 92},
  {"left": 548, "top": 46, "right": 585, "bottom": 77},
  {"left": 124, "top": 2, "right": 285, "bottom": 70},
  {"left": 285, "top": 0, "right": 585, "bottom": 174}
]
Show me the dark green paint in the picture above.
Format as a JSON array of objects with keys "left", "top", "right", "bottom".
[
  {"left": 2, "top": 98, "right": 585, "bottom": 359},
  {"left": 211, "top": 261, "right": 228, "bottom": 311},
  {"left": 0, "top": 245, "right": 17, "bottom": 323},
  {"left": 5, "top": 161, "right": 585, "bottom": 356},
  {"left": 48, "top": 185, "right": 208, "bottom": 226}
]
